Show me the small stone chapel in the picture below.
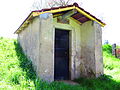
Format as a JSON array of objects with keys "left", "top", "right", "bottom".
[{"left": 15, "top": 3, "right": 106, "bottom": 82}]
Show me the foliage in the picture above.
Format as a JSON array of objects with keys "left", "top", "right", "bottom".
[
  {"left": 102, "top": 44, "right": 112, "bottom": 54},
  {"left": 0, "top": 37, "right": 120, "bottom": 90},
  {"left": 116, "top": 45, "right": 120, "bottom": 49}
]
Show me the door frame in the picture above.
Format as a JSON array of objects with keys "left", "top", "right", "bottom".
[
  {"left": 53, "top": 23, "right": 74, "bottom": 80},
  {"left": 54, "top": 29, "right": 71, "bottom": 80}
]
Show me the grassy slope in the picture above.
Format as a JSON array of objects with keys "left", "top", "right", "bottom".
[
  {"left": 0, "top": 37, "right": 120, "bottom": 90},
  {"left": 103, "top": 45, "right": 120, "bottom": 81}
]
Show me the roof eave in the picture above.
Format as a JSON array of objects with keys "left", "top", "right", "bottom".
[{"left": 15, "top": 4, "right": 106, "bottom": 34}]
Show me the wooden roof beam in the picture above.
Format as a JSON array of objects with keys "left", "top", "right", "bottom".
[{"left": 62, "top": 9, "right": 77, "bottom": 19}]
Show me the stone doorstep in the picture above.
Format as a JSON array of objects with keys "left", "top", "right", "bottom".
[{"left": 57, "top": 80, "right": 79, "bottom": 85}]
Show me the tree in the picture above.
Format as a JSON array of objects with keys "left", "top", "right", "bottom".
[
  {"left": 31, "top": 0, "right": 42, "bottom": 10},
  {"left": 31, "top": 0, "right": 74, "bottom": 10},
  {"left": 48, "top": 0, "right": 73, "bottom": 7}
]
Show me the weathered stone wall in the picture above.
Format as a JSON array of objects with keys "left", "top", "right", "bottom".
[
  {"left": 18, "top": 17, "right": 40, "bottom": 75},
  {"left": 80, "top": 21, "right": 95, "bottom": 77},
  {"left": 80, "top": 21, "right": 103, "bottom": 77},
  {"left": 18, "top": 13, "right": 54, "bottom": 82},
  {"left": 94, "top": 22, "right": 103, "bottom": 77},
  {"left": 69, "top": 18, "right": 81, "bottom": 79},
  {"left": 38, "top": 13, "right": 54, "bottom": 82}
]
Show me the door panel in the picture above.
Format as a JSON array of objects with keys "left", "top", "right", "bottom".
[{"left": 54, "top": 29, "right": 69, "bottom": 80}]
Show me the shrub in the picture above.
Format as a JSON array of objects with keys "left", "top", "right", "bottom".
[{"left": 102, "top": 44, "right": 112, "bottom": 54}]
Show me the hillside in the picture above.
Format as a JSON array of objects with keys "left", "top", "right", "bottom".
[{"left": 0, "top": 37, "right": 120, "bottom": 90}]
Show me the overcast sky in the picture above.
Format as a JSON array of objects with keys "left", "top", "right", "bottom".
[{"left": 0, "top": 0, "right": 120, "bottom": 44}]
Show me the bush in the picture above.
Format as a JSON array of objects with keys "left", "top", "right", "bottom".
[{"left": 102, "top": 44, "right": 112, "bottom": 54}]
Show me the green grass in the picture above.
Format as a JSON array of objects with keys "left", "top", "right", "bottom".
[{"left": 0, "top": 37, "right": 120, "bottom": 90}]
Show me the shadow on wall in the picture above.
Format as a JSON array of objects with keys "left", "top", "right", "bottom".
[
  {"left": 14, "top": 41, "right": 37, "bottom": 81},
  {"left": 14, "top": 41, "right": 49, "bottom": 89},
  {"left": 13, "top": 41, "right": 84, "bottom": 89}
]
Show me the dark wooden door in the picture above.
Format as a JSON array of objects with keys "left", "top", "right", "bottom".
[{"left": 54, "top": 29, "right": 69, "bottom": 80}]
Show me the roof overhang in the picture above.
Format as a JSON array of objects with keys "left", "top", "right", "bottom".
[{"left": 15, "top": 3, "right": 106, "bottom": 34}]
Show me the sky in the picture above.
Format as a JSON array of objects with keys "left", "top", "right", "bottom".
[{"left": 0, "top": 0, "right": 120, "bottom": 45}]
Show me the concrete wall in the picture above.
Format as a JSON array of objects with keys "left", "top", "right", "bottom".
[
  {"left": 38, "top": 13, "right": 54, "bottom": 82},
  {"left": 94, "top": 22, "right": 103, "bottom": 77},
  {"left": 18, "top": 13, "right": 54, "bottom": 82},
  {"left": 18, "top": 17, "right": 40, "bottom": 75},
  {"left": 80, "top": 21, "right": 103, "bottom": 77}
]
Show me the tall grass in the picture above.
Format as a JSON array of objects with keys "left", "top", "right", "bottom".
[
  {"left": 0, "top": 37, "right": 85, "bottom": 89},
  {"left": 103, "top": 44, "right": 120, "bottom": 82},
  {"left": 74, "top": 44, "right": 120, "bottom": 90},
  {"left": 0, "top": 37, "right": 120, "bottom": 90}
]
